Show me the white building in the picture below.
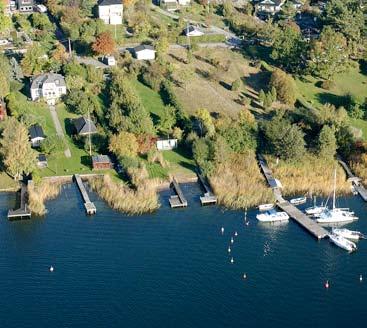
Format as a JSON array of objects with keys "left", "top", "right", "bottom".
[
  {"left": 256, "top": 0, "right": 285, "bottom": 13},
  {"left": 98, "top": 0, "right": 123, "bottom": 25},
  {"left": 178, "top": 0, "right": 190, "bottom": 5},
  {"left": 30, "top": 73, "right": 67, "bottom": 105},
  {"left": 184, "top": 25, "right": 204, "bottom": 37},
  {"left": 132, "top": 45, "right": 156, "bottom": 61},
  {"left": 156, "top": 138, "right": 178, "bottom": 151}
]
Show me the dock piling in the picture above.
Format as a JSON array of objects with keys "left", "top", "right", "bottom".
[{"left": 169, "top": 177, "right": 188, "bottom": 208}]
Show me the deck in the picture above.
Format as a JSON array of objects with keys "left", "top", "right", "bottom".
[
  {"left": 169, "top": 177, "right": 188, "bottom": 208},
  {"left": 74, "top": 174, "right": 96, "bottom": 215},
  {"left": 197, "top": 170, "right": 217, "bottom": 206},
  {"left": 8, "top": 184, "right": 31, "bottom": 220},
  {"left": 258, "top": 156, "right": 328, "bottom": 240},
  {"left": 338, "top": 158, "right": 367, "bottom": 201}
]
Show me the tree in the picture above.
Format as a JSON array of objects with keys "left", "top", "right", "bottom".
[
  {"left": 269, "top": 69, "right": 297, "bottom": 106},
  {"left": 109, "top": 131, "right": 139, "bottom": 159},
  {"left": 92, "top": 32, "right": 115, "bottom": 55},
  {"left": 65, "top": 89, "right": 101, "bottom": 115},
  {"left": 231, "top": 79, "right": 241, "bottom": 91},
  {"left": 155, "top": 36, "right": 169, "bottom": 58},
  {"left": 309, "top": 26, "right": 349, "bottom": 80},
  {"left": 40, "top": 135, "right": 64, "bottom": 154},
  {"left": 21, "top": 44, "right": 47, "bottom": 76},
  {"left": 0, "top": 0, "right": 11, "bottom": 33},
  {"left": 159, "top": 106, "right": 176, "bottom": 137},
  {"left": 0, "top": 54, "right": 11, "bottom": 98},
  {"left": 193, "top": 138, "right": 210, "bottom": 167},
  {"left": 196, "top": 108, "right": 215, "bottom": 137},
  {"left": 31, "top": 12, "right": 54, "bottom": 31},
  {"left": 0, "top": 118, "right": 36, "bottom": 180},
  {"left": 317, "top": 125, "right": 337, "bottom": 159}
]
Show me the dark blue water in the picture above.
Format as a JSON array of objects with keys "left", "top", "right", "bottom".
[{"left": 1, "top": 183, "right": 367, "bottom": 328}]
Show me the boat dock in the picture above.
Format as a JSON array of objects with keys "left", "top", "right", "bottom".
[
  {"left": 169, "top": 177, "right": 188, "bottom": 208},
  {"left": 74, "top": 174, "right": 96, "bottom": 215},
  {"left": 338, "top": 158, "right": 367, "bottom": 201},
  {"left": 258, "top": 156, "right": 328, "bottom": 240},
  {"left": 197, "top": 170, "right": 217, "bottom": 205},
  {"left": 8, "top": 184, "right": 31, "bottom": 220}
]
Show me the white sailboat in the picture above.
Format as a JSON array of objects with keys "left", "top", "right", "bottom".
[
  {"left": 290, "top": 196, "right": 307, "bottom": 205},
  {"left": 258, "top": 203, "right": 274, "bottom": 211},
  {"left": 332, "top": 228, "right": 365, "bottom": 241},
  {"left": 329, "top": 234, "right": 357, "bottom": 252},
  {"left": 256, "top": 209, "right": 289, "bottom": 223},
  {"left": 305, "top": 196, "right": 327, "bottom": 217},
  {"left": 316, "top": 170, "right": 358, "bottom": 224}
]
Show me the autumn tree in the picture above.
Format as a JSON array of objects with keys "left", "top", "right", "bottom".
[
  {"left": 109, "top": 131, "right": 139, "bottom": 159},
  {"left": 0, "top": 0, "right": 11, "bottom": 33},
  {"left": 21, "top": 44, "right": 47, "bottom": 76},
  {"left": 196, "top": 108, "right": 215, "bottom": 137},
  {"left": 269, "top": 69, "right": 297, "bottom": 106},
  {"left": 0, "top": 118, "right": 37, "bottom": 180},
  {"left": 92, "top": 32, "right": 115, "bottom": 55}
]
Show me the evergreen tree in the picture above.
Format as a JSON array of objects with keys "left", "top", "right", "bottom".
[{"left": 317, "top": 125, "right": 337, "bottom": 159}]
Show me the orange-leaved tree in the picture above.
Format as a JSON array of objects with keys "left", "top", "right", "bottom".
[{"left": 92, "top": 32, "right": 116, "bottom": 55}]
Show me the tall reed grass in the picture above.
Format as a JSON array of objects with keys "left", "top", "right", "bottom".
[
  {"left": 266, "top": 154, "right": 351, "bottom": 197},
  {"left": 209, "top": 152, "right": 274, "bottom": 209},
  {"left": 28, "top": 180, "right": 62, "bottom": 215},
  {"left": 90, "top": 174, "right": 160, "bottom": 215}
]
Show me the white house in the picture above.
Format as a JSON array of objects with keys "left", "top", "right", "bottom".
[
  {"left": 255, "top": 0, "right": 285, "bottom": 13},
  {"left": 30, "top": 73, "right": 67, "bottom": 105},
  {"left": 156, "top": 138, "right": 178, "bottom": 151},
  {"left": 29, "top": 124, "right": 45, "bottom": 148},
  {"left": 132, "top": 45, "right": 156, "bottom": 61},
  {"left": 178, "top": 0, "right": 190, "bottom": 5},
  {"left": 184, "top": 25, "right": 204, "bottom": 37},
  {"left": 98, "top": 0, "right": 123, "bottom": 25},
  {"left": 160, "top": 0, "right": 178, "bottom": 11}
]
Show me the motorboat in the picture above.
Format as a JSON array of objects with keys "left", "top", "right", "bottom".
[
  {"left": 329, "top": 233, "right": 357, "bottom": 252},
  {"left": 256, "top": 209, "right": 289, "bottom": 223},
  {"left": 316, "top": 170, "right": 358, "bottom": 224},
  {"left": 290, "top": 196, "right": 307, "bottom": 205},
  {"left": 332, "top": 228, "right": 365, "bottom": 241},
  {"left": 258, "top": 203, "right": 274, "bottom": 211}
]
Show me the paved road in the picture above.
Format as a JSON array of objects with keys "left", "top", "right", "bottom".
[{"left": 49, "top": 105, "right": 71, "bottom": 158}]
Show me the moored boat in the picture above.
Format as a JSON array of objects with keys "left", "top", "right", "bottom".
[
  {"left": 258, "top": 203, "right": 274, "bottom": 211},
  {"left": 290, "top": 196, "right": 307, "bottom": 205},
  {"left": 332, "top": 228, "right": 365, "bottom": 241},
  {"left": 305, "top": 197, "right": 327, "bottom": 217},
  {"left": 256, "top": 209, "right": 289, "bottom": 223},
  {"left": 329, "top": 233, "right": 357, "bottom": 252}
]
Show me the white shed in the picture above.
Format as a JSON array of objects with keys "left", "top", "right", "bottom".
[
  {"left": 156, "top": 138, "right": 178, "bottom": 151},
  {"left": 133, "top": 45, "right": 156, "bottom": 60}
]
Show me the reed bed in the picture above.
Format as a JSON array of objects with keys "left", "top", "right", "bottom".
[
  {"left": 28, "top": 180, "right": 62, "bottom": 216},
  {"left": 351, "top": 155, "right": 367, "bottom": 185},
  {"left": 209, "top": 152, "right": 274, "bottom": 209},
  {"left": 266, "top": 154, "right": 351, "bottom": 197},
  {"left": 90, "top": 174, "right": 160, "bottom": 215}
]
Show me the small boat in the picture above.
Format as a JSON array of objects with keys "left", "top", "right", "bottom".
[
  {"left": 290, "top": 196, "right": 307, "bottom": 205},
  {"left": 329, "top": 234, "right": 357, "bottom": 252},
  {"left": 305, "top": 197, "right": 327, "bottom": 217},
  {"left": 256, "top": 209, "right": 289, "bottom": 223},
  {"left": 332, "top": 228, "right": 365, "bottom": 241},
  {"left": 258, "top": 203, "right": 274, "bottom": 211}
]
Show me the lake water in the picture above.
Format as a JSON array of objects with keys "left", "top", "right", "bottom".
[{"left": 1, "top": 183, "right": 367, "bottom": 327}]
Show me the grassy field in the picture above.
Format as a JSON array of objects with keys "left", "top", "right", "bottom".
[
  {"left": 168, "top": 47, "right": 255, "bottom": 116},
  {"left": 0, "top": 172, "right": 19, "bottom": 191}
]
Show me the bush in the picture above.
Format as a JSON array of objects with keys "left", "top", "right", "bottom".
[
  {"left": 321, "top": 80, "right": 336, "bottom": 90},
  {"left": 231, "top": 79, "right": 241, "bottom": 91},
  {"left": 269, "top": 69, "right": 297, "bottom": 106}
]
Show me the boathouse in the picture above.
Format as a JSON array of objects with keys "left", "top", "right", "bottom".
[{"left": 92, "top": 155, "right": 112, "bottom": 170}]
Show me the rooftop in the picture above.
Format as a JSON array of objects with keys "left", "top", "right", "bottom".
[
  {"left": 31, "top": 73, "right": 66, "bottom": 90},
  {"left": 99, "top": 0, "right": 123, "bottom": 6},
  {"left": 134, "top": 44, "right": 155, "bottom": 52},
  {"left": 29, "top": 124, "right": 45, "bottom": 139}
]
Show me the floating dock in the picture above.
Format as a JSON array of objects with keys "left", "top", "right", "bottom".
[
  {"left": 74, "top": 174, "right": 96, "bottom": 215},
  {"left": 258, "top": 156, "right": 328, "bottom": 240},
  {"left": 8, "top": 184, "right": 31, "bottom": 220},
  {"left": 197, "top": 170, "right": 217, "bottom": 205},
  {"left": 169, "top": 177, "right": 188, "bottom": 208},
  {"left": 338, "top": 158, "right": 367, "bottom": 201}
]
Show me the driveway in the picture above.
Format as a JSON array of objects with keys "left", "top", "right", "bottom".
[{"left": 49, "top": 105, "right": 71, "bottom": 158}]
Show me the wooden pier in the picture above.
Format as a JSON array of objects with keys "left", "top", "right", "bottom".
[
  {"left": 74, "top": 174, "right": 96, "bottom": 215},
  {"left": 169, "top": 177, "right": 188, "bottom": 208},
  {"left": 8, "top": 184, "right": 31, "bottom": 220},
  {"left": 258, "top": 156, "right": 329, "bottom": 240},
  {"left": 197, "top": 170, "right": 217, "bottom": 205},
  {"left": 338, "top": 158, "right": 367, "bottom": 201}
]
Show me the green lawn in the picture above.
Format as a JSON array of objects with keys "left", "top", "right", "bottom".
[
  {"left": 296, "top": 64, "right": 367, "bottom": 109},
  {"left": 133, "top": 79, "right": 166, "bottom": 120},
  {"left": 0, "top": 172, "right": 19, "bottom": 191},
  {"left": 349, "top": 118, "right": 367, "bottom": 140},
  {"left": 163, "top": 148, "right": 196, "bottom": 176}
]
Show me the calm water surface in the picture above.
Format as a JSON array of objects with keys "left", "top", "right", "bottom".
[{"left": 0, "top": 183, "right": 367, "bottom": 327}]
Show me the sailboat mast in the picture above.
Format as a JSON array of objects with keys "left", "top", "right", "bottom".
[{"left": 333, "top": 169, "right": 336, "bottom": 210}]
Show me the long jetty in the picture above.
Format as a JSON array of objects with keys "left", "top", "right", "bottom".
[
  {"left": 196, "top": 170, "right": 217, "bottom": 205},
  {"left": 74, "top": 174, "right": 96, "bottom": 215},
  {"left": 8, "top": 184, "right": 31, "bottom": 220},
  {"left": 258, "top": 156, "right": 328, "bottom": 240},
  {"left": 338, "top": 158, "right": 367, "bottom": 201},
  {"left": 169, "top": 177, "right": 188, "bottom": 208}
]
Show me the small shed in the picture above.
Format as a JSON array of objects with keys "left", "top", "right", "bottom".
[
  {"left": 184, "top": 25, "right": 204, "bottom": 37},
  {"left": 73, "top": 117, "right": 97, "bottom": 136},
  {"left": 156, "top": 138, "right": 178, "bottom": 151},
  {"left": 92, "top": 155, "right": 113, "bottom": 170},
  {"left": 29, "top": 124, "right": 45, "bottom": 148},
  {"left": 132, "top": 45, "right": 156, "bottom": 60},
  {"left": 0, "top": 100, "right": 7, "bottom": 121},
  {"left": 37, "top": 154, "right": 48, "bottom": 168}
]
